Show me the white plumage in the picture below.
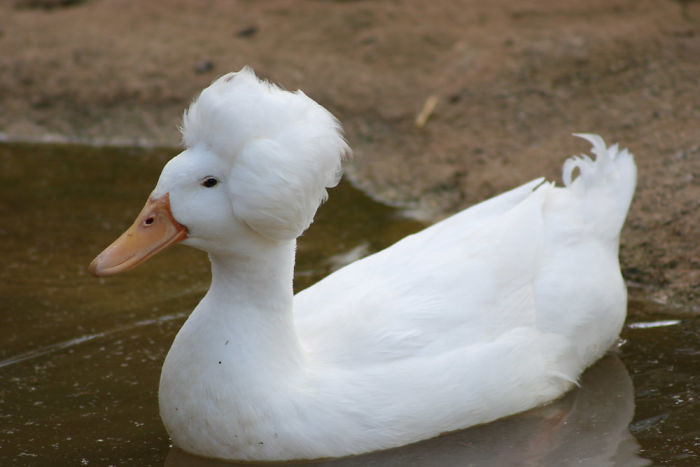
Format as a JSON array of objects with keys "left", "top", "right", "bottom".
[{"left": 95, "top": 68, "right": 638, "bottom": 461}]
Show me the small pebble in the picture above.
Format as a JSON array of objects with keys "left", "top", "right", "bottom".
[
  {"left": 194, "top": 60, "right": 214, "bottom": 74},
  {"left": 236, "top": 25, "right": 258, "bottom": 38}
]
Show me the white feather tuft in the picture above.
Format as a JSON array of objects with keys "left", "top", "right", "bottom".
[
  {"left": 563, "top": 133, "right": 633, "bottom": 189},
  {"left": 561, "top": 133, "right": 637, "bottom": 242},
  {"left": 182, "top": 68, "right": 350, "bottom": 240}
]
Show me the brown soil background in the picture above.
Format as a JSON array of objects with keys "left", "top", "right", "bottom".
[{"left": 1, "top": 0, "right": 698, "bottom": 310}]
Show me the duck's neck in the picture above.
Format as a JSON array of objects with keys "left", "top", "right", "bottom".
[
  {"left": 208, "top": 240, "right": 296, "bottom": 314},
  {"left": 197, "top": 239, "right": 304, "bottom": 373}
]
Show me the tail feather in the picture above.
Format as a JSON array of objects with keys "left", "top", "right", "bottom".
[{"left": 562, "top": 134, "right": 637, "bottom": 241}]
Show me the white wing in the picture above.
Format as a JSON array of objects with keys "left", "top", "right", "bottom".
[{"left": 294, "top": 178, "right": 549, "bottom": 365}]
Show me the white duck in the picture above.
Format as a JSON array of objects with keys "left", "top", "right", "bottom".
[{"left": 89, "top": 68, "right": 637, "bottom": 462}]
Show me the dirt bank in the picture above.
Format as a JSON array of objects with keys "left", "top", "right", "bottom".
[{"left": 1, "top": 0, "right": 698, "bottom": 309}]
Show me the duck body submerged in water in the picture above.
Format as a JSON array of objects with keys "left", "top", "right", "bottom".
[{"left": 90, "top": 68, "right": 637, "bottom": 461}]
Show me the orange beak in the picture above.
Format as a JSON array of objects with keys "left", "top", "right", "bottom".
[{"left": 89, "top": 193, "right": 188, "bottom": 277}]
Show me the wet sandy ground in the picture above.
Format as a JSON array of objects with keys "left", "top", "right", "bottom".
[{"left": 0, "top": 0, "right": 698, "bottom": 310}]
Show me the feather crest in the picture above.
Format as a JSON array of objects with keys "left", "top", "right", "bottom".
[{"left": 182, "top": 68, "right": 350, "bottom": 240}]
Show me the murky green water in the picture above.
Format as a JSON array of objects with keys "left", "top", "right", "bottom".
[{"left": 0, "top": 143, "right": 697, "bottom": 466}]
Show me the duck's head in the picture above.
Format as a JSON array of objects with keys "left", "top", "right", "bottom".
[{"left": 89, "top": 68, "right": 348, "bottom": 276}]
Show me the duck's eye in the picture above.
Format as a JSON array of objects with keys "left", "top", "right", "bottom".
[{"left": 202, "top": 177, "right": 218, "bottom": 188}]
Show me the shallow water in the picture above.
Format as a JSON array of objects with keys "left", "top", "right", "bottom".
[{"left": 0, "top": 143, "right": 697, "bottom": 465}]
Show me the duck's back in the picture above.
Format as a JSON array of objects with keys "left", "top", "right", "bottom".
[
  {"left": 295, "top": 178, "right": 545, "bottom": 363},
  {"left": 294, "top": 135, "right": 635, "bottom": 377}
]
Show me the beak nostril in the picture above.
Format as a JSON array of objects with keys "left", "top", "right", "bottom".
[{"left": 145, "top": 217, "right": 154, "bottom": 225}]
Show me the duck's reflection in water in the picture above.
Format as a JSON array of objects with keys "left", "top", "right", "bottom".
[{"left": 165, "top": 353, "right": 648, "bottom": 467}]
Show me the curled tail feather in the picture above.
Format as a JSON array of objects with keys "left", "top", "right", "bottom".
[{"left": 561, "top": 133, "right": 637, "bottom": 241}]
